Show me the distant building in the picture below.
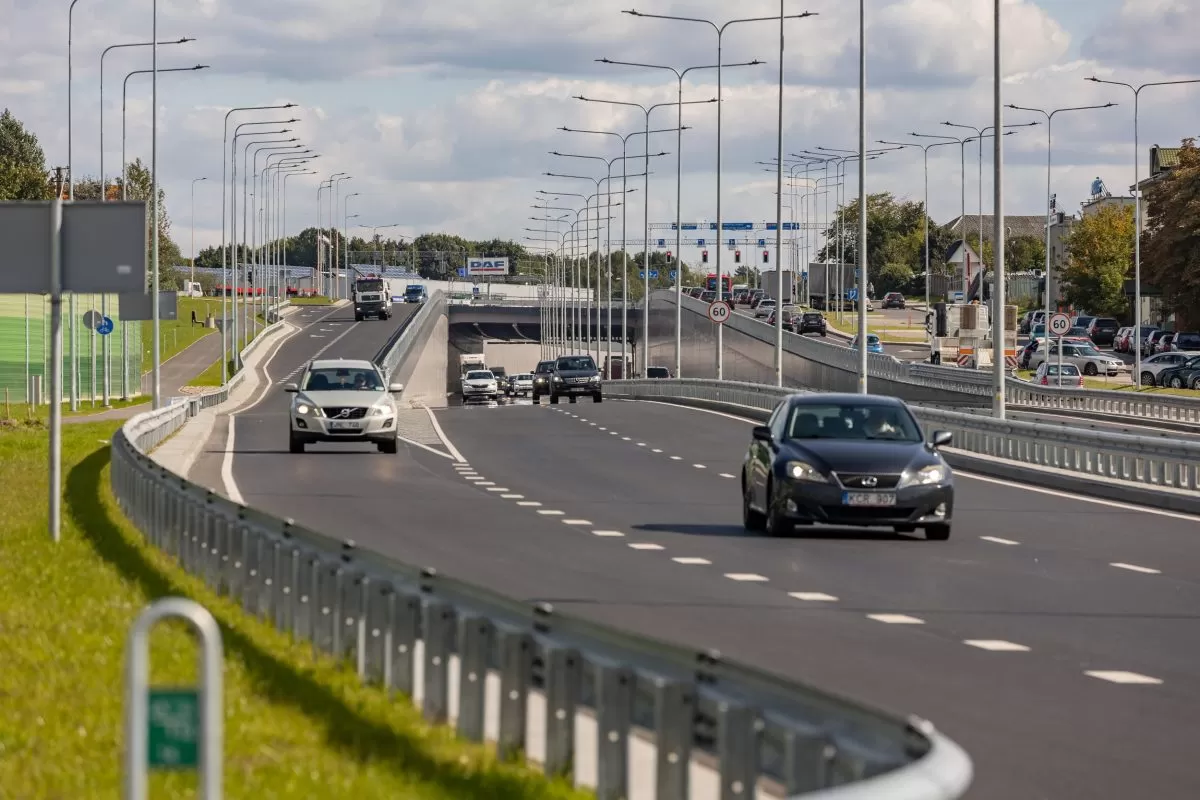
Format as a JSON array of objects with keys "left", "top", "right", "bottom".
[
  {"left": 1131, "top": 144, "right": 1183, "bottom": 193},
  {"left": 940, "top": 214, "right": 1046, "bottom": 246}
]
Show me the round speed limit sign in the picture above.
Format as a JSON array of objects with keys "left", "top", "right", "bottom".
[
  {"left": 1048, "top": 312, "right": 1071, "bottom": 337},
  {"left": 707, "top": 300, "right": 732, "bottom": 324}
]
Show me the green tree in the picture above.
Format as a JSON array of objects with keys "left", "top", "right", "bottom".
[
  {"left": 0, "top": 108, "right": 52, "bottom": 200},
  {"left": 1061, "top": 204, "right": 1134, "bottom": 317},
  {"left": 818, "top": 192, "right": 937, "bottom": 294},
  {"left": 1006, "top": 234, "right": 1047, "bottom": 272},
  {"left": 1142, "top": 139, "right": 1200, "bottom": 328}
]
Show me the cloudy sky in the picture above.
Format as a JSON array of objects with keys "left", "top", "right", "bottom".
[{"left": 7, "top": 0, "right": 1199, "bottom": 263}]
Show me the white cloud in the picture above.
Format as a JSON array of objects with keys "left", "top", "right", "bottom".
[{"left": 2, "top": 0, "right": 1197, "bottom": 260}]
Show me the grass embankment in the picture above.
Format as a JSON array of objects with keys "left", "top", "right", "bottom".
[
  {"left": 289, "top": 295, "right": 332, "bottom": 305},
  {"left": 1013, "top": 369, "right": 1198, "bottom": 396},
  {"left": 819, "top": 311, "right": 927, "bottom": 342},
  {"left": 0, "top": 422, "right": 586, "bottom": 799},
  {"left": 141, "top": 298, "right": 219, "bottom": 374},
  {"left": 0, "top": 396, "right": 151, "bottom": 421}
]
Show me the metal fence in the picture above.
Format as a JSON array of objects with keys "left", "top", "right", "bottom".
[
  {"left": 109, "top": 299, "right": 974, "bottom": 799},
  {"left": 604, "top": 378, "right": 1200, "bottom": 502}
]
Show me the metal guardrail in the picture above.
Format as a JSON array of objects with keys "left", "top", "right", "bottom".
[
  {"left": 667, "top": 293, "right": 1200, "bottom": 420},
  {"left": 109, "top": 300, "right": 974, "bottom": 800},
  {"left": 378, "top": 291, "right": 447, "bottom": 384},
  {"left": 605, "top": 378, "right": 1200, "bottom": 496}
]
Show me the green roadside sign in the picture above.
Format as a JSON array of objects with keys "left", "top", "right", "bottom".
[{"left": 147, "top": 688, "right": 200, "bottom": 769}]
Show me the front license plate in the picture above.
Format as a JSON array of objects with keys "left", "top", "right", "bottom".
[
  {"left": 328, "top": 420, "right": 361, "bottom": 430},
  {"left": 843, "top": 492, "right": 896, "bottom": 507}
]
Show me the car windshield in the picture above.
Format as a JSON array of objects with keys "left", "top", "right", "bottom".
[
  {"left": 803, "top": 313, "right": 821, "bottom": 321},
  {"left": 535, "top": 361, "right": 555, "bottom": 373},
  {"left": 557, "top": 356, "right": 596, "bottom": 371},
  {"left": 1184, "top": 357, "right": 1200, "bottom": 368},
  {"left": 355, "top": 279, "right": 384, "bottom": 292},
  {"left": 1045, "top": 365, "right": 1079, "bottom": 375},
  {"left": 647, "top": 367, "right": 669, "bottom": 377},
  {"left": 784, "top": 403, "right": 922, "bottom": 442},
  {"left": 304, "top": 367, "right": 383, "bottom": 391},
  {"left": 466, "top": 371, "right": 494, "bottom": 380}
]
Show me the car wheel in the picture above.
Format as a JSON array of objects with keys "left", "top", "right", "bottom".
[
  {"left": 742, "top": 474, "right": 766, "bottom": 531},
  {"left": 1170, "top": 375, "right": 1185, "bottom": 388},
  {"left": 763, "top": 480, "right": 791, "bottom": 537},
  {"left": 549, "top": 394, "right": 559, "bottom": 404},
  {"left": 1083, "top": 363, "right": 1098, "bottom": 376},
  {"left": 593, "top": 393, "right": 602, "bottom": 403},
  {"left": 569, "top": 395, "right": 577, "bottom": 403},
  {"left": 820, "top": 331, "right": 826, "bottom": 337},
  {"left": 1141, "top": 371, "right": 1155, "bottom": 386},
  {"left": 378, "top": 437, "right": 398, "bottom": 454},
  {"left": 1191, "top": 377, "right": 1200, "bottom": 391},
  {"left": 289, "top": 433, "right": 305, "bottom": 453},
  {"left": 924, "top": 523, "right": 951, "bottom": 541},
  {"left": 354, "top": 313, "right": 363, "bottom": 322},
  {"left": 531, "top": 392, "right": 540, "bottom": 403}
]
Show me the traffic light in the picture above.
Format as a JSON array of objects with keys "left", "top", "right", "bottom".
[
  {"left": 734, "top": 250, "right": 741, "bottom": 263},
  {"left": 666, "top": 250, "right": 672, "bottom": 262},
  {"left": 701, "top": 249, "right": 709, "bottom": 263},
  {"left": 763, "top": 250, "right": 770, "bottom": 264}
]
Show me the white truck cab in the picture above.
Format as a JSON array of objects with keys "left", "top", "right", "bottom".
[{"left": 353, "top": 276, "right": 392, "bottom": 321}]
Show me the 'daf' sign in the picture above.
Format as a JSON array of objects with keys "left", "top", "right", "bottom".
[{"left": 466, "top": 257, "right": 509, "bottom": 275}]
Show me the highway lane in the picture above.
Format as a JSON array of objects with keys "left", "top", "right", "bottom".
[{"left": 426, "top": 400, "right": 1200, "bottom": 800}]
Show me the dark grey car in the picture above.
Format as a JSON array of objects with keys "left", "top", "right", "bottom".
[
  {"left": 742, "top": 394, "right": 954, "bottom": 539},
  {"left": 548, "top": 354, "right": 602, "bottom": 404}
]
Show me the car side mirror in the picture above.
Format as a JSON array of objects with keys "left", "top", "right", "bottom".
[
  {"left": 752, "top": 425, "right": 772, "bottom": 441},
  {"left": 931, "top": 430, "right": 953, "bottom": 448},
  {"left": 388, "top": 382, "right": 404, "bottom": 393},
  {"left": 284, "top": 383, "right": 299, "bottom": 393}
]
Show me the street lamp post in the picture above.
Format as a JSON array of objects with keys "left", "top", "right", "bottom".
[
  {"left": 559, "top": 125, "right": 685, "bottom": 375},
  {"left": 533, "top": 200, "right": 583, "bottom": 350},
  {"left": 281, "top": 170, "right": 316, "bottom": 295},
  {"left": 1006, "top": 102, "right": 1117, "bottom": 369},
  {"left": 332, "top": 177, "right": 354, "bottom": 299},
  {"left": 622, "top": 8, "right": 815, "bottom": 381},
  {"left": 597, "top": 57, "right": 761, "bottom": 378},
  {"left": 243, "top": 141, "right": 302, "bottom": 355},
  {"left": 572, "top": 96, "right": 716, "bottom": 375},
  {"left": 344, "top": 194, "right": 361, "bottom": 282},
  {"left": 1084, "top": 73, "right": 1200, "bottom": 384},
  {"left": 221, "top": 107, "right": 297, "bottom": 384},
  {"left": 549, "top": 151, "right": 665, "bottom": 374}
]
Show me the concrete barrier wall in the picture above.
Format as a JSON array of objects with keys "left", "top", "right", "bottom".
[{"left": 401, "top": 312, "right": 450, "bottom": 408}]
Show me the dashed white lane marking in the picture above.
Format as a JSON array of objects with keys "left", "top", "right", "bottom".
[
  {"left": 1110, "top": 562, "right": 1161, "bottom": 574},
  {"left": 980, "top": 536, "right": 1020, "bottom": 545},
  {"left": 590, "top": 423, "right": 598, "bottom": 426},
  {"left": 1085, "top": 670, "right": 1163, "bottom": 685},
  {"left": 610, "top": 431, "right": 619, "bottom": 436},
  {"left": 637, "top": 442, "right": 647, "bottom": 447},
  {"left": 964, "top": 640, "right": 1031, "bottom": 652},
  {"left": 868, "top": 614, "right": 925, "bottom": 624},
  {"left": 670, "top": 456, "right": 682, "bottom": 461},
  {"left": 693, "top": 464, "right": 706, "bottom": 469},
  {"left": 474, "top": 481, "right": 495, "bottom": 486},
  {"left": 725, "top": 573, "right": 768, "bottom": 582},
  {"left": 621, "top": 436, "right": 632, "bottom": 441},
  {"left": 592, "top": 530, "right": 625, "bottom": 537},
  {"left": 719, "top": 473, "right": 735, "bottom": 479},
  {"left": 672, "top": 557, "right": 711, "bottom": 565},
  {"left": 501, "top": 494, "right": 524, "bottom": 499},
  {"left": 789, "top": 592, "right": 838, "bottom": 602},
  {"left": 629, "top": 543, "right": 664, "bottom": 550},
  {"left": 537, "top": 509, "right": 565, "bottom": 516},
  {"left": 563, "top": 519, "right": 592, "bottom": 525},
  {"left": 599, "top": 427, "right": 607, "bottom": 431},
  {"left": 652, "top": 448, "right": 663, "bottom": 453},
  {"left": 517, "top": 501, "right": 542, "bottom": 507},
  {"left": 486, "top": 487, "right": 509, "bottom": 492}
]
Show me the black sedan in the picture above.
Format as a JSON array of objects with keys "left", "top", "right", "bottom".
[
  {"left": 741, "top": 393, "right": 954, "bottom": 539},
  {"left": 1156, "top": 355, "right": 1200, "bottom": 389}
]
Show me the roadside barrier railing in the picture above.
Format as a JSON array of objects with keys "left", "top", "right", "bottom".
[{"left": 109, "top": 302, "right": 974, "bottom": 800}]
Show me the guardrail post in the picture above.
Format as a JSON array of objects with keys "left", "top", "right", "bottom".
[
  {"left": 715, "top": 699, "right": 759, "bottom": 799},
  {"left": 653, "top": 677, "right": 694, "bottom": 800},
  {"left": 496, "top": 628, "right": 533, "bottom": 761},
  {"left": 422, "top": 599, "right": 456, "bottom": 724},
  {"left": 780, "top": 723, "right": 834, "bottom": 793},
  {"left": 352, "top": 573, "right": 371, "bottom": 680},
  {"left": 388, "top": 589, "right": 421, "bottom": 698},
  {"left": 123, "top": 598, "right": 223, "bottom": 800},
  {"left": 296, "top": 552, "right": 319, "bottom": 644},
  {"left": 332, "top": 541, "right": 357, "bottom": 662},
  {"left": 364, "top": 583, "right": 391, "bottom": 685},
  {"left": 276, "top": 527, "right": 297, "bottom": 633},
  {"left": 542, "top": 644, "right": 581, "bottom": 779},
  {"left": 456, "top": 615, "right": 493, "bottom": 743},
  {"left": 594, "top": 662, "right": 634, "bottom": 800}
]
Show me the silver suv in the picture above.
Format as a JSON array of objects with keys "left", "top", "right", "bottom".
[{"left": 285, "top": 358, "right": 403, "bottom": 453}]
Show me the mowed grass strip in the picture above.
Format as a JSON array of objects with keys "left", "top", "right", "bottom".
[
  {"left": 288, "top": 295, "right": 333, "bottom": 305},
  {"left": 0, "top": 421, "right": 587, "bottom": 800}
]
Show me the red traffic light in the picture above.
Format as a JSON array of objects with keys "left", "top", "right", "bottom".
[
  {"left": 762, "top": 250, "right": 770, "bottom": 263},
  {"left": 701, "top": 249, "right": 709, "bottom": 263},
  {"left": 666, "top": 251, "right": 673, "bottom": 260},
  {"left": 734, "top": 250, "right": 741, "bottom": 263}
]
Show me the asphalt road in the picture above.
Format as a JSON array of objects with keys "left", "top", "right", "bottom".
[{"left": 209, "top": 352, "right": 1200, "bottom": 800}]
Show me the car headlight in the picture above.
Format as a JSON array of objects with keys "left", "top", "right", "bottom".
[
  {"left": 553, "top": 376, "right": 562, "bottom": 383},
  {"left": 296, "top": 403, "right": 311, "bottom": 415},
  {"left": 898, "top": 464, "right": 949, "bottom": 489},
  {"left": 369, "top": 403, "right": 393, "bottom": 417},
  {"left": 589, "top": 375, "right": 600, "bottom": 383},
  {"left": 294, "top": 397, "right": 320, "bottom": 416},
  {"left": 786, "top": 461, "right": 828, "bottom": 483}
]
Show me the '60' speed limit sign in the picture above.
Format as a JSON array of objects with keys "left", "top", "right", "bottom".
[{"left": 707, "top": 300, "right": 732, "bottom": 324}]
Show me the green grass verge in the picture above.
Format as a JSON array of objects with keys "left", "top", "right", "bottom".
[
  {"left": 140, "top": 298, "right": 220, "bottom": 374},
  {"left": 0, "top": 396, "right": 151, "bottom": 422},
  {"left": 289, "top": 295, "right": 332, "bottom": 305},
  {"left": 0, "top": 422, "right": 587, "bottom": 800}
]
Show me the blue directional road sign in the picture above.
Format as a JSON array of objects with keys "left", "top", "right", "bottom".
[
  {"left": 639, "top": 270, "right": 660, "bottom": 279},
  {"left": 669, "top": 270, "right": 677, "bottom": 280},
  {"left": 847, "top": 288, "right": 858, "bottom": 301},
  {"left": 657, "top": 238, "right": 666, "bottom": 247},
  {"left": 457, "top": 267, "right": 467, "bottom": 277},
  {"left": 696, "top": 238, "right": 705, "bottom": 247},
  {"left": 97, "top": 316, "right": 114, "bottom": 335},
  {"left": 727, "top": 238, "right": 736, "bottom": 248},
  {"left": 757, "top": 238, "right": 766, "bottom": 247}
]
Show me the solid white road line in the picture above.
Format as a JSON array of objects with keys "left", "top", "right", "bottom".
[
  {"left": 1110, "top": 562, "right": 1161, "bottom": 574},
  {"left": 964, "top": 640, "right": 1031, "bottom": 652},
  {"left": 788, "top": 592, "right": 838, "bottom": 602},
  {"left": 724, "top": 573, "right": 768, "bottom": 582},
  {"left": 980, "top": 536, "right": 1020, "bottom": 545},
  {"left": 672, "top": 557, "right": 711, "bottom": 565},
  {"left": 423, "top": 403, "right": 466, "bottom": 462},
  {"left": 398, "top": 436, "right": 454, "bottom": 460},
  {"left": 867, "top": 614, "right": 924, "bottom": 624},
  {"left": 592, "top": 530, "right": 625, "bottom": 537},
  {"left": 1085, "top": 670, "right": 1163, "bottom": 685},
  {"left": 628, "top": 543, "right": 664, "bottom": 550}
]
